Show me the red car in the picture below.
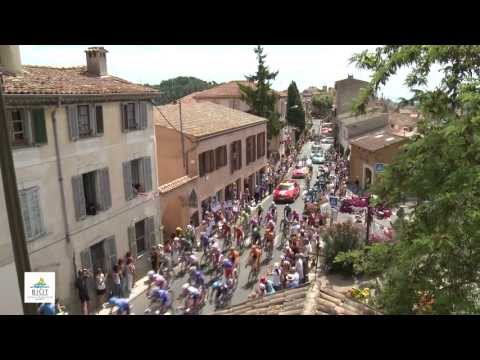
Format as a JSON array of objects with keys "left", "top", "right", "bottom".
[
  {"left": 292, "top": 163, "right": 309, "bottom": 179},
  {"left": 273, "top": 180, "right": 300, "bottom": 203}
]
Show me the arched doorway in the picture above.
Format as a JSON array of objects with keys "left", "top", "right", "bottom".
[{"left": 364, "top": 167, "right": 372, "bottom": 189}]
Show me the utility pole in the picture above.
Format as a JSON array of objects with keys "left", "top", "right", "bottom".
[{"left": 0, "top": 75, "right": 37, "bottom": 315}]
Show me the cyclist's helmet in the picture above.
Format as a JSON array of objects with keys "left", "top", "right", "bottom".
[
  {"left": 223, "top": 259, "right": 233, "bottom": 268},
  {"left": 147, "top": 270, "right": 155, "bottom": 280},
  {"left": 154, "top": 275, "right": 165, "bottom": 287},
  {"left": 260, "top": 276, "right": 267, "bottom": 284},
  {"left": 189, "top": 266, "right": 197, "bottom": 274}
]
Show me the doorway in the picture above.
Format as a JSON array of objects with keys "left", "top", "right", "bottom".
[
  {"left": 364, "top": 167, "right": 372, "bottom": 189},
  {"left": 90, "top": 241, "right": 106, "bottom": 274}
]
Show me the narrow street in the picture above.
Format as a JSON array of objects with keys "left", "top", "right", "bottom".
[{"left": 130, "top": 128, "right": 319, "bottom": 315}]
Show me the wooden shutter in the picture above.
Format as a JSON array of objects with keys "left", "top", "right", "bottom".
[
  {"left": 72, "top": 175, "right": 86, "bottom": 221},
  {"left": 67, "top": 106, "right": 79, "bottom": 141},
  {"left": 96, "top": 168, "right": 112, "bottom": 211},
  {"left": 31, "top": 109, "right": 47, "bottom": 145},
  {"left": 89, "top": 104, "right": 97, "bottom": 136},
  {"left": 143, "top": 157, "right": 153, "bottom": 192},
  {"left": 209, "top": 150, "right": 215, "bottom": 173},
  {"left": 122, "top": 161, "right": 133, "bottom": 201},
  {"left": 28, "top": 187, "right": 44, "bottom": 239},
  {"left": 128, "top": 225, "right": 137, "bottom": 259},
  {"left": 103, "top": 236, "right": 117, "bottom": 271},
  {"left": 134, "top": 102, "right": 141, "bottom": 130},
  {"left": 80, "top": 247, "right": 92, "bottom": 273},
  {"left": 120, "top": 103, "right": 128, "bottom": 132},
  {"left": 95, "top": 106, "right": 104, "bottom": 135},
  {"left": 199, "top": 153, "right": 205, "bottom": 177},
  {"left": 230, "top": 143, "right": 235, "bottom": 174},
  {"left": 144, "top": 217, "right": 154, "bottom": 251},
  {"left": 139, "top": 102, "right": 148, "bottom": 129},
  {"left": 238, "top": 141, "right": 242, "bottom": 170}
]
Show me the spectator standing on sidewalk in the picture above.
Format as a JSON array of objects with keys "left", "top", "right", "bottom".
[
  {"left": 112, "top": 264, "right": 122, "bottom": 297},
  {"left": 95, "top": 268, "right": 107, "bottom": 309},
  {"left": 254, "top": 183, "right": 261, "bottom": 205},
  {"left": 295, "top": 254, "right": 304, "bottom": 284},
  {"left": 75, "top": 268, "right": 91, "bottom": 315},
  {"left": 117, "top": 258, "right": 127, "bottom": 297},
  {"left": 126, "top": 257, "right": 135, "bottom": 295}
]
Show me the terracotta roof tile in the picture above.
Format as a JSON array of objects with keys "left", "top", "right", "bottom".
[
  {"left": 191, "top": 80, "right": 255, "bottom": 99},
  {"left": 351, "top": 131, "right": 407, "bottom": 152},
  {"left": 154, "top": 100, "right": 267, "bottom": 138},
  {"left": 215, "top": 281, "right": 381, "bottom": 315},
  {"left": 2, "top": 65, "right": 159, "bottom": 95},
  {"left": 158, "top": 175, "right": 197, "bottom": 194}
]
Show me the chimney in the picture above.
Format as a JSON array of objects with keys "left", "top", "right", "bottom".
[
  {"left": 0, "top": 45, "right": 22, "bottom": 75},
  {"left": 347, "top": 74, "right": 353, "bottom": 79},
  {"left": 85, "top": 47, "right": 108, "bottom": 76}
]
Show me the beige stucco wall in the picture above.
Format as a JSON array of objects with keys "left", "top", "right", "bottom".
[
  {"left": 2, "top": 101, "right": 161, "bottom": 311},
  {"left": 350, "top": 141, "right": 407, "bottom": 188}
]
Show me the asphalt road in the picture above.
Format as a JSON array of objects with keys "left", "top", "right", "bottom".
[{"left": 131, "top": 131, "right": 319, "bottom": 315}]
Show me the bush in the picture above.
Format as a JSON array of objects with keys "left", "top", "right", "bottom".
[{"left": 322, "top": 221, "right": 363, "bottom": 274}]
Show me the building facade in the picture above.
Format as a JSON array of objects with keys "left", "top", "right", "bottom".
[
  {"left": 337, "top": 112, "right": 389, "bottom": 152},
  {"left": 350, "top": 131, "right": 408, "bottom": 189},
  {"left": 1, "top": 46, "right": 162, "bottom": 311},
  {"left": 334, "top": 75, "right": 369, "bottom": 115},
  {"left": 154, "top": 101, "right": 268, "bottom": 236}
]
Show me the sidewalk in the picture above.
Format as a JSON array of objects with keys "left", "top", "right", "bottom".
[{"left": 96, "top": 275, "right": 150, "bottom": 315}]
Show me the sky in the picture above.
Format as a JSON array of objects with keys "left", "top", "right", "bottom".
[{"left": 19, "top": 45, "right": 442, "bottom": 102}]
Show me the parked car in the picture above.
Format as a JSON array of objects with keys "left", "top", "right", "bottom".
[
  {"left": 311, "top": 144, "right": 322, "bottom": 154},
  {"left": 273, "top": 180, "right": 300, "bottom": 203}
]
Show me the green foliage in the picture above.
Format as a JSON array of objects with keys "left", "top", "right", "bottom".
[
  {"left": 323, "top": 221, "right": 363, "bottom": 275},
  {"left": 351, "top": 45, "right": 480, "bottom": 314},
  {"left": 286, "top": 81, "right": 306, "bottom": 131},
  {"left": 147, "top": 76, "right": 217, "bottom": 105},
  {"left": 239, "top": 46, "right": 282, "bottom": 139},
  {"left": 334, "top": 243, "right": 396, "bottom": 277},
  {"left": 312, "top": 93, "right": 333, "bottom": 117}
]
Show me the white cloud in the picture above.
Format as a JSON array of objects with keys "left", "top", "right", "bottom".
[{"left": 19, "top": 45, "right": 442, "bottom": 101}]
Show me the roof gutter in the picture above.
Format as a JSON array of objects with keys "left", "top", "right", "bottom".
[{"left": 4, "top": 92, "right": 161, "bottom": 106}]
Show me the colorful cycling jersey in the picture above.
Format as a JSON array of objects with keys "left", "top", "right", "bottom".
[
  {"left": 223, "top": 259, "right": 233, "bottom": 269},
  {"left": 193, "top": 271, "right": 205, "bottom": 286},
  {"left": 109, "top": 297, "right": 130, "bottom": 311},
  {"left": 188, "top": 286, "right": 200, "bottom": 299},
  {"left": 211, "top": 280, "right": 222, "bottom": 290},
  {"left": 151, "top": 288, "right": 169, "bottom": 304}
]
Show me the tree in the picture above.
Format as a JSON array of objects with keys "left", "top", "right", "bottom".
[
  {"left": 147, "top": 76, "right": 218, "bottom": 105},
  {"left": 239, "top": 46, "right": 282, "bottom": 139},
  {"left": 350, "top": 45, "right": 480, "bottom": 314},
  {"left": 286, "top": 81, "right": 305, "bottom": 132},
  {"left": 312, "top": 93, "right": 333, "bottom": 117}
]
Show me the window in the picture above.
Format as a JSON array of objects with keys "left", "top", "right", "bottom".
[
  {"left": 198, "top": 150, "right": 215, "bottom": 176},
  {"left": 19, "top": 186, "right": 45, "bottom": 241},
  {"left": 128, "top": 217, "right": 155, "bottom": 258},
  {"left": 230, "top": 140, "right": 242, "bottom": 173},
  {"left": 7, "top": 108, "right": 48, "bottom": 147},
  {"left": 121, "top": 102, "right": 148, "bottom": 132},
  {"left": 122, "top": 157, "right": 153, "bottom": 201},
  {"left": 67, "top": 104, "right": 103, "bottom": 141},
  {"left": 246, "top": 135, "right": 256, "bottom": 165},
  {"left": 80, "top": 236, "right": 117, "bottom": 274},
  {"left": 215, "top": 145, "right": 227, "bottom": 169},
  {"left": 78, "top": 105, "right": 91, "bottom": 138},
  {"left": 72, "top": 168, "right": 112, "bottom": 221},
  {"left": 257, "top": 132, "right": 265, "bottom": 159}
]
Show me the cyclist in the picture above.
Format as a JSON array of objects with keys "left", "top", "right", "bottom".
[
  {"left": 252, "top": 226, "right": 261, "bottom": 247},
  {"left": 200, "top": 232, "right": 210, "bottom": 254},
  {"left": 175, "top": 226, "right": 184, "bottom": 238},
  {"left": 38, "top": 302, "right": 56, "bottom": 315},
  {"left": 292, "top": 209, "right": 300, "bottom": 222},
  {"left": 257, "top": 204, "right": 263, "bottom": 221},
  {"left": 108, "top": 296, "right": 131, "bottom": 315},
  {"left": 152, "top": 273, "right": 168, "bottom": 290},
  {"left": 268, "top": 203, "right": 277, "bottom": 219},
  {"left": 247, "top": 245, "right": 262, "bottom": 274},
  {"left": 234, "top": 224, "right": 244, "bottom": 247},
  {"left": 227, "top": 247, "right": 241, "bottom": 269},
  {"left": 266, "top": 218, "right": 276, "bottom": 233},
  {"left": 148, "top": 287, "right": 171, "bottom": 314},
  {"left": 222, "top": 258, "right": 234, "bottom": 279}
]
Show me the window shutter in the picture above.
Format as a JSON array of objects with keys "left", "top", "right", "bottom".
[
  {"left": 209, "top": 150, "right": 215, "bottom": 173},
  {"left": 96, "top": 168, "right": 112, "bottom": 211},
  {"left": 95, "top": 106, "right": 104, "bottom": 135},
  {"left": 103, "top": 236, "right": 117, "bottom": 272},
  {"left": 143, "top": 157, "right": 153, "bottom": 192},
  {"left": 67, "top": 106, "right": 79, "bottom": 141},
  {"left": 88, "top": 104, "right": 97, "bottom": 136},
  {"left": 139, "top": 102, "right": 148, "bottom": 129},
  {"left": 31, "top": 109, "right": 48, "bottom": 145},
  {"left": 28, "top": 187, "right": 44, "bottom": 239},
  {"left": 19, "top": 190, "right": 32, "bottom": 240},
  {"left": 252, "top": 136, "right": 256, "bottom": 161},
  {"left": 144, "top": 216, "right": 154, "bottom": 251},
  {"left": 120, "top": 103, "right": 128, "bottom": 132},
  {"left": 72, "top": 175, "right": 86, "bottom": 221},
  {"left": 134, "top": 102, "right": 141, "bottom": 129},
  {"left": 238, "top": 141, "right": 242, "bottom": 169},
  {"left": 199, "top": 153, "right": 205, "bottom": 177},
  {"left": 80, "top": 247, "right": 92, "bottom": 273},
  {"left": 230, "top": 143, "right": 235, "bottom": 174},
  {"left": 128, "top": 226, "right": 137, "bottom": 259},
  {"left": 122, "top": 161, "right": 133, "bottom": 201}
]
